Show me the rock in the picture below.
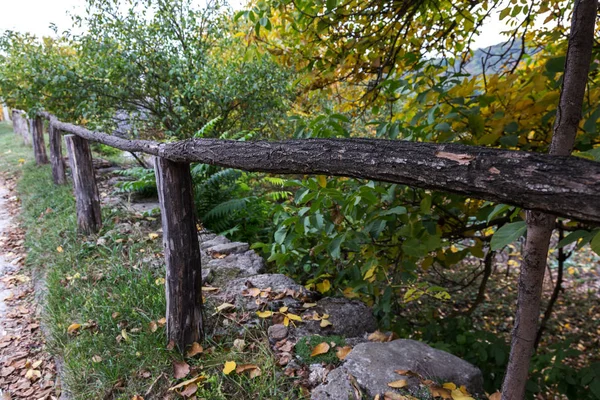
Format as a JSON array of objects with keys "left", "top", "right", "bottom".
[
  {"left": 207, "top": 242, "right": 249, "bottom": 255},
  {"left": 293, "top": 297, "right": 377, "bottom": 339},
  {"left": 198, "top": 232, "right": 217, "bottom": 242},
  {"left": 207, "top": 250, "right": 265, "bottom": 282},
  {"left": 202, "top": 268, "right": 213, "bottom": 284},
  {"left": 311, "top": 339, "right": 485, "bottom": 399},
  {"left": 200, "top": 235, "right": 230, "bottom": 250},
  {"left": 267, "top": 324, "right": 288, "bottom": 341},
  {"left": 308, "top": 364, "right": 328, "bottom": 386},
  {"left": 219, "top": 274, "right": 316, "bottom": 311}
]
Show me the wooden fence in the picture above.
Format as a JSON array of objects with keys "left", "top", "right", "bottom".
[{"left": 9, "top": 110, "right": 600, "bottom": 351}]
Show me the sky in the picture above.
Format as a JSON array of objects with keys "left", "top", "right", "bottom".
[{"left": 1, "top": 0, "right": 508, "bottom": 49}]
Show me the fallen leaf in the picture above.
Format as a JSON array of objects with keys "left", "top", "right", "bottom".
[
  {"left": 236, "top": 364, "right": 261, "bottom": 378},
  {"left": 310, "top": 342, "right": 330, "bottom": 357},
  {"left": 384, "top": 392, "right": 410, "bottom": 400},
  {"left": 244, "top": 287, "right": 261, "bottom": 297},
  {"left": 286, "top": 313, "right": 302, "bottom": 322},
  {"left": 256, "top": 310, "right": 273, "bottom": 318},
  {"left": 316, "top": 279, "right": 331, "bottom": 294},
  {"left": 201, "top": 286, "right": 220, "bottom": 292},
  {"left": 215, "top": 303, "right": 236, "bottom": 312},
  {"left": 67, "top": 323, "right": 82, "bottom": 334},
  {"left": 148, "top": 233, "right": 159, "bottom": 240},
  {"left": 168, "top": 375, "right": 206, "bottom": 391},
  {"left": 279, "top": 306, "right": 289, "bottom": 313},
  {"left": 173, "top": 360, "right": 190, "bottom": 379},
  {"left": 429, "top": 385, "right": 452, "bottom": 399},
  {"left": 443, "top": 383, "right": 457, "bottom": 390},
  {"left": 25, "top": 368, "right": 41, "bottom": 381},
  {"left": 451, "top": 389, "right": 474, "bottom": 400},
  {"left": 302, "top": 302, "right": 317, "bottom": 308},
  {"left": 166, "top": 340, "right": 175, "bottom": 350},
  {"left": 131, "top": 396, "right": 144, "bottom": 400},
  {"left": 488, "top": 392, "right": 501, "bottom": 400},
  {"left": 157, "top": 317, "right": 167, "bottom": 326},
  {"left": 155, "top": 278, "right": 166, "bottom": 285},
  {"left": 180, "top": 383, "right": 197, "bottom": 397},
  {"left": 92, "top": 355, "right": 102, "bottom": 363},
  {"left": 320, "top": 319, "right": 333, "bottom": 328},
  {"left": 186, "top": 342, "right": 203, "bottom": 358},
  {"left": 56, "top": 246, "right": 64, "bottom": 253},
  {"left": 388, "top": 379, "right": 408, "bottom": 388},
  {"left": 367, "top": 330, "right": 390, "bottom": 342},
  {"left": 336, "top": 346, "right": 352, "bottom": 360},
  {"left": 223, "top": 361, "right": 236, "bottom": 375}
]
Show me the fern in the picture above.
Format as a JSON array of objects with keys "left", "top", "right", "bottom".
[
  {"left": 264, "top": 191, "right": 292, "bottom": 201},
  {"left": 193, "top": 116, "right": 222, "bottom": 138},
  {"left": 204, "top": 197, "right": 252, "bottom": 221},
  {"left": 263, "top": 176, "right": 286, "bottom": 186},
  {"left": 114, "top": 167, "right": 156, "bottom": 194}
]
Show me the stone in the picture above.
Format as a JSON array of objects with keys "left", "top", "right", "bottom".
[
  {"left": 267, "top": 327, "right": 287, "bottom": 344},
  {"left": 308, "top": 364, "right": 328, "bottom": 386},
  {"left": 267, "top": 324, "right": 288, "bottom": 341},
  {"left": 219, "top": 274, "right": 317, "bottom": 311},
  {"left": 293, "top": 297, "right": 377, "bottom": 339},
  {"left": 207, "top": 242, "right": 249, "bottom": 255},
  {"left": 200, "top": 235, "right": 230, "bottom": 250},
  {"left": 207, "top": 250, "right": 265, "bottom": 282},
  {"left": 311, "top": 339, "right": 485, "bottom": 399}
]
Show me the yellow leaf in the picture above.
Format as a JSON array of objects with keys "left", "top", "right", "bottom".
[
  {"left": 310, "top": 342, "right": 330, "bottom": 357},
  {"left": 25, "top": 368, "right": 41, "bottom": 381},
  {"left": 283, "top": 316, "right": 290, "bottom": 326},
  {"left": 320, "top": 319, "right": 333, "bottom": 328},
  {"left": 316, "top": 175, "right": 327, "bottom": 188},
  {"left": 168, "top": 375, "right": 206, "bottom": 391},
  {"left": 256, "top": 310, "right": 273, "bottom": 318},
  {"left": 343, "top": 287, "right": 359, "bottom": 299},
  {"left": 148, "top": 233, "right": 159, "bottom": 240},
  {"left": 201, "top": 286, "right": 219, "bottom": 292},
  {"left": 157, "top": 317, "right": 167, "bottom": 326},
  {"left": 279, "top": 306, "right": 289, "bottom": 313},
  {"left": 388, "top": 379, "right": 408, "bottom": 388},
  {"left": 67, "top": 323, "right": 81, "bottom": 334},
  {"left": 286, "top": 313, "right": 302, "bottom": 322},
  {"left": 316, "top": 279, "right": 331, "bottom": 294},
  {"left": 121, "top": 329, "right": 130, "bottom": 342},
  {"left": 186, "top": 342, "right": 203, "bottom": 358},
  {"left": 57, "top": 246, "right": 64, "bottom": 253},
  {"left": 368, "top": 330, "right": 390, "bottom": 342},
  {"left": 245, "top": 287, "right": 261, "bottom": 297},
  {"left": 363, "top": 266, "right": 376, "bottom": 280},
  {"left": 451, "top": 389, "right": 474, "bottom": 400},
  {"left": 155, "top": 278, "right": 166, "bottom": 285},
  {"left": 303, "top": 302, "right": 317, "bottom": 308},
  {"left": 223, "top": 361, "right": 236, "bottom": 375},
  {"left": 336, "top": 345, "right": 352, "bottom": 360},
  {"left": 443, "top": 383, "right": 457, "bottom": 390},
  {"left": 149, "top": 321, "right": 158, "bottom": 332}
]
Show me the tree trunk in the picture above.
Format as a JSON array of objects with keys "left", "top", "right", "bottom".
[
  {"left": 154, "top": 157, "right": 203, "bottom": 351},
  {"left": 32, "top": 117, "right": 49, "bottom": 165},
  {"left": 64, "top": 134, "right": 102, "bottom": 234},
  {"left": 12, "top": 111, "right": 30, "bottom": 145},
  {"left": 48, "top": 123, "right": 67, "bottom": 185},
  {"left": 42, "top": 114, "right": 600, "bottom": 224},
  {"left": 501, "top": 1, "right": 597, "bottom": 398}
]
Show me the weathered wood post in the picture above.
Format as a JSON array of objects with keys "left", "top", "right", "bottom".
[
  {"left": 64, "top": 134, "right": 102, "bottom": 234},
  {"left": 48, "top": 122, "right": 66, "bottom": 185},
  {"left": 12, "top": 111, "right": 30, "bottom": 145},
  {"left": 32, "top": 116, "right": 49, "bottom": 165},
  {"left": 154, "top": 157, "right": 203, "bottom": 351}
]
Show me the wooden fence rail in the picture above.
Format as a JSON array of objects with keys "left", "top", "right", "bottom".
[{"left": 9, "top": 109, "right": 600, "bottom": 351}]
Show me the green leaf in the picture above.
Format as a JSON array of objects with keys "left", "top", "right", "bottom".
[
  {"left": 490, "top": 221, "right": 527, "bottom": 251},
  {"left": 434, "top": 122, "right": 451, "bottom": 132},
  {"left": 545, "top": 56, "right": 566, "bottom": 74},
  {"left": 591, "top": 231, "right": 600, "bottom": 256},
  {"left": 326, "top": 0, "right": 338, "bottom": 11},
  {"left": 557, "top": 230, "right": 590, "bottom": 249},
  {"left": 379, "top": 206, "right": 407, "bottom": 216}
]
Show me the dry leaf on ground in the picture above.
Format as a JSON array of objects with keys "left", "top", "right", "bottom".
[
  {"left": 310, "top": 342, "right": 330, "bottom": 357},
  {"left": 173, "top": 360, "right": 190, "bottom": 379},
  {"left": 223, "top": 361, "right": 236, "bottom": 375}
]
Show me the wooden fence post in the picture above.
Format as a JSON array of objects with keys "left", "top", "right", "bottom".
[
  {"left": 64, "top": 134, "right": 102, "bottom": 234},
  {"left": 154, "top": 156, "right": 203, "bottom": 351},
  {"left": 12, "top": 111, "right": 30, "bottom": 145},
  {"left": 48, "top": 122, "right": 66, "bottom": 185},
  {"left": 32, "top": 116, "right": 49, "bottom": 165}
]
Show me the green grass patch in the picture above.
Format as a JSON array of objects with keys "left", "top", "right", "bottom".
[
  {"left": 0, "top": 126, "right": 304, "bottom": 399},
  {"left": 294, "top": 335, "right": 346, "bottom": 365}
]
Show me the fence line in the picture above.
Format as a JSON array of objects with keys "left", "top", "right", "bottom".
[{"left": 8, "top": 109, "right": 600, "bottom": 351}]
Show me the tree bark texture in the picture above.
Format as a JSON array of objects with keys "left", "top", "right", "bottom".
[
  {"left": 48, "top": 123, "right": 67, "bottom": 185},
  {"left": 502, "top": 1, "right": 598, "bottom": 399},
  {"left": 64, "top": 134, "right": 102, "bottom": 234},
  {"left": 154, "top": 157, "right": 203, "bottom": 351},
  {"left": 12, "top": 110, "right": 30, "bottom": 145},
  {"left": 39, "top": 113, "right": 600, "bottom": 224},
  {"left": 32, "top": 116, "right": 49, "bottom": 165}
]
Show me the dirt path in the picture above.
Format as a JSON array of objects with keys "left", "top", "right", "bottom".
[{"left": 0, "top": 176, "right": 58, "bottom": 399}]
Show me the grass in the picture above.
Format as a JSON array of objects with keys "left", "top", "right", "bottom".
[
  {"left": 294, "top": 335, "right": 346, "bottom": 365},
  {"left": 0, "top": 123, "right": 305, "bottom": 399}
]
